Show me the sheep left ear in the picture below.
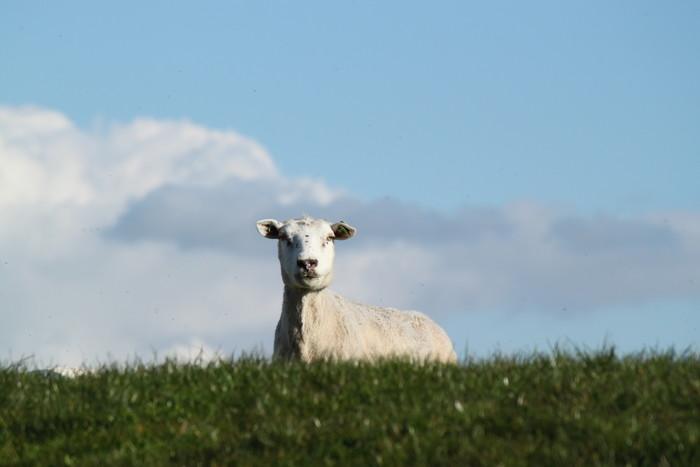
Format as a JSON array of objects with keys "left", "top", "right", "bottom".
[
  {"left": 256, "top": 219, "right": 283, "bottom": 239},
  {"left": 331, "top": 221, "right": 356, "bottom": 240}
]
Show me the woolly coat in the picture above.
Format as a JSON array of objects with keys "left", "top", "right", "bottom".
[{"left": 274, "top": 287, "right": 457, "bottom": 363}]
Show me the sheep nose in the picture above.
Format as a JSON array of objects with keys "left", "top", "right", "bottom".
[{"left": 297, "top": 259, "right": 318, "bottom": 271}]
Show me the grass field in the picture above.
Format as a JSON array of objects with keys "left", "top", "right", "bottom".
[{"left": 1, "top": 349, "right": 699, "bottom": 466}]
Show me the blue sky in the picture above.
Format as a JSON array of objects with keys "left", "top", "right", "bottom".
[
  {"left": 1, "top": 2, "right": 699, "bottom": 363},
  {"left": 4, "top": 1, "right": 699, "bottom": 211}
]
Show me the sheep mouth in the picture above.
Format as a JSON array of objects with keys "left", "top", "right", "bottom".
[{"left": 298, "top": 271, "right": 319, "bottom": 280}]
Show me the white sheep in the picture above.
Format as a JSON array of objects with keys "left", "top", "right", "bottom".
[{"left": 256, "top": 216, "right": 457, "bottom": 363}]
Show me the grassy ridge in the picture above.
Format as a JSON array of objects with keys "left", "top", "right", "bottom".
[{"left": 1, "top": 350, "right": 699, "bottom": 466}]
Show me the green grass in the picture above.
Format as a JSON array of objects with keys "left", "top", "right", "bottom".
[{"left": 1, "top": 349, "right": 699, "bottom": 466}]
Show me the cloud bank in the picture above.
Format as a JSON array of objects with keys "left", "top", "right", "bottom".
[{"left": 1, "top": 105, "right": 698, "bottom": 365}]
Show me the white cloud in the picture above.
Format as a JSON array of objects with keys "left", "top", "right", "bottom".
[
  {"left": 98, "top": 117, "right": 279, "bottom": 203},
  {"left": 1, "top": 105, "right": 698, "bottom": 366},
  {"left": 0, "top": 106, "right": 92, "bottom": 207},
  {"left": 0, "top": 105, "right": 332, "bottom": 366},
  {"left": 1, "top": 106, "right": 280, "bottom": 212}
]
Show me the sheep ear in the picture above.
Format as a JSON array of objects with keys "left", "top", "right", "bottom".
[
  {"left": 331, "top": 221, "right": 356, "bottom": 240},
  {"left": 256, "top": 219, "right": 282, "bottom": 239}
]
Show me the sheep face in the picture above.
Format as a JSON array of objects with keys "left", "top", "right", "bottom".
[{"left": 256, "top": 217, "right": 356, "bottom": 291}]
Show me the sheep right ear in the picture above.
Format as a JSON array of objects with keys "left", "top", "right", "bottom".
[
  {"left": 331, "top": 221, "right": 356, "bottom": 240},
  {"left": 256, "top": 219, "right": 283, "bottom": 239}
]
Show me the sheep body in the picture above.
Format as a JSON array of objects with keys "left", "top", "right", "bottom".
[{"left": 275, "top": 287, "right": 457, "bottom": 362}]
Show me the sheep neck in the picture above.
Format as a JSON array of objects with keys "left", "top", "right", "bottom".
[
  {"left": 281, "top": 286, "right": 326, "bottom": 355},
  {"left": 282, "top": 286, "right": 324, "bottom": 325}
]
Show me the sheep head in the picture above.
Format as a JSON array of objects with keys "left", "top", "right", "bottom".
[{"left": 256, "top": 217, "right": 356, "bottom": 291}]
